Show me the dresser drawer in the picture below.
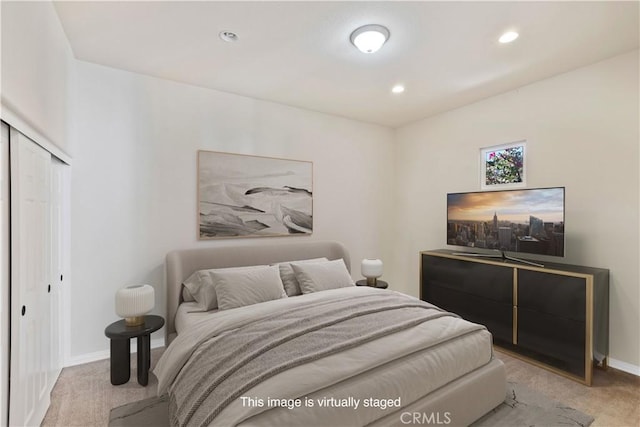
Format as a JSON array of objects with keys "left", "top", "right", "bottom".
[
  {"left": 425, "top": 283, "right": 512, "bottom": 343},
  {"left": 518, "top": 269, "right": 586, "bottom": 321},
  {"left": 517, "top": 307, "right": 586, "bottom": 377},
  {"left": 422, "top": 254, "right": 512, "bottom": 304}
]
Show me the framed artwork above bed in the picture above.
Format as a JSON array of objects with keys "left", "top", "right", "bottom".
[{"left": 198, "top": 150, "right": 313, "bottom": 239}]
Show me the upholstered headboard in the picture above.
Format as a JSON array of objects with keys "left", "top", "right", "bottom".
[{"left": 165, "top": 240, "right": 350, "bottom": 343}]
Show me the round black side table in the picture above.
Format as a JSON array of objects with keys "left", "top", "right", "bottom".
[
  {"left": 104, "top": 314, "right": 164, "bottom": 386},
  {"left": 356, "top": 279, "right": 389, "bottom": 289}
]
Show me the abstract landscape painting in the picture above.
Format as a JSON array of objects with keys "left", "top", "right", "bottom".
[{"left": 198, "top": 151, "right": 313, "bottom": 239}]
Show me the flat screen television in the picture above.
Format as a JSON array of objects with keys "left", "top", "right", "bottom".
[{"left": 447, "top": 187, "right": 565, "bottom": 258}]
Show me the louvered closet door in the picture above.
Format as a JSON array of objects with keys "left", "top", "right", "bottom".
[{"left": 9, "top": 130, "right": 52, "bottom": 427}]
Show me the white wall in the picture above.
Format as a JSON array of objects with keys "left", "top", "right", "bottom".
[
  {"left": 392, "top": 50, "right": 640, "bottom": 371},
  {"left": 0, "top": 1, "right": 74, "bottom": 156},
  {"left": 69, "top": 61, "right": 395, "bottom": 360}
]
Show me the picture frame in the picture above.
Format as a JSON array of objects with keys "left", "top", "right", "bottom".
[
  {"left": 198, "top": 150, "right": 313, "bottom": 240},
  {"left": 480, "top": 140, "right": 526, "bottom": 190}
]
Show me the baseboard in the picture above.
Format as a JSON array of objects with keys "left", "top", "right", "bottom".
[
  {"left": 64, "top": 338, "right": 165, "bottom": 367},
  {"left": 608, "top": 357, "right": 640, "bottom": 376}
]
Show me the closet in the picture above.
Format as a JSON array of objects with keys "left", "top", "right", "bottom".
[
  {"left": 1, "top": 122, "right": 68, "bottom": 426},
  {"left": 1, "top": 123, "right": 9, "bottom": 427}
]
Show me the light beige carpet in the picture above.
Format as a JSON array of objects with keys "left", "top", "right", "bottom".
[
  {"left": 108, "top": 382, "right": 594, "bottom": 427},
  {"left": 43, "top": 348, "right": 164, "bottom": 427},
  {"left": 44, "top": 348, "right": 639, "bottom": 427}
]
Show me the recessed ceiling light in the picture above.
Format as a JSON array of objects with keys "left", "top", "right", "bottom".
[
  {"left": 350, "top": 24, "right": 390, "bottom": 54},
  {"left": 499, "top": 31, "right": 519, "bottom": 44},
  {"left": 391, "top": 84, "right": 405, "bottom": 94},
  {"left": 219, "top": 31, "right": 239, "bottom": 43}
]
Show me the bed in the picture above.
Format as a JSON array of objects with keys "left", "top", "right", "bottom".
[{"left": 155, "top": 240, "right": 506, "bottom": 427}]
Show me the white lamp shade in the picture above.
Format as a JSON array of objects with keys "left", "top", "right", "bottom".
[
  {"left": 361, "top": 259, "right": 383, "bottom": 279},
  {"left": 115, "top": 284, "right": 154, "bottom": 319}
]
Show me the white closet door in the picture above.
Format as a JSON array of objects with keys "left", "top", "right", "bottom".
[
  {"left": 0, "top": 122, "right": 9, "bottom": 426},
  {"left": 9, "top": 130, "right": 52, "bottom": 427},
  {"left": 48, "top": 158, "right": 65, "bottom": 392}
]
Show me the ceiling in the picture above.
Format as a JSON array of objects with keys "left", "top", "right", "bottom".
[{"left": 53, "top": 1, "right": 639, "bottom": 128}]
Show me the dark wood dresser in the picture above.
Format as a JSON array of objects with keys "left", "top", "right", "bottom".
[{"left": 420, "top": 250, "right": 609, "bottom": 385}]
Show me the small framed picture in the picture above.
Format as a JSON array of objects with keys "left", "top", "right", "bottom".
[{"left": 480, "top": 140, "right": 526, "bottom": 190}]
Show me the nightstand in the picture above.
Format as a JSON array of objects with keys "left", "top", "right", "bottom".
[
  {"left": 104, "top": 315, "right": 164, "bottom": 386},
  {"left": 356, "top": 279, "right": 389, "bottom": 289}
]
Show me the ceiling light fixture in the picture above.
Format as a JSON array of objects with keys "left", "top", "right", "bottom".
[
  {"left": 498, "top": 31, "right": 519, "bottom": 44},
  {"left": 391, "top": 84, "right": 405, "bottom": 94},
  {"left": 350, "top": 24, "right": 390, "bottom": 53},
  {"left": 219, "top": 31, "right": 239, "bottom": 43}
]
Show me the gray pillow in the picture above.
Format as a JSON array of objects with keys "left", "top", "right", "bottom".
[
  {"left": 277, "top": 257, "right": 328, "bottom": 296},
  {"left": 182, "top": 286, "right": 195, "bottom": 302},
  {"left": 182, "top": 270, "right": 216, "bottom": 311},
  {"left": 292, "top": 259, "right": 355, "bottom": 294},
  {"left": 213, "top": 265, "right": 287, "bottom": 310},
  {"left": 182, "top": 265, "right": 266, "bottom": 311}
]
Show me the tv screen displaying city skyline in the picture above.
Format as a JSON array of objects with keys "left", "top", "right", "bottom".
[{"left": 447, "top": 187, "right": 565, "bottom": 257}]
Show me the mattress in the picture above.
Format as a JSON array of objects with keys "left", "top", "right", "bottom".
[{"left": 155, "top": 287, "right": 495, "bottom": 426}]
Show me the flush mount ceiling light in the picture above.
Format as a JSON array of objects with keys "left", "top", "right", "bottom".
[
  {"left": 499, "top": 31, "right": 519, "bottom": 44},
  {"left": 219, "top": 31, "right": 239, "bottom": 42},
  {"left": 391, "top": 84, "right": 405, "bottom": 94},
  {"left": 350, "top": 24, "right": 390, "bottom": 53}
]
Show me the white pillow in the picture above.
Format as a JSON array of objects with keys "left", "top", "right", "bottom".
[
  {"left": 182, "top": 265, "right": 265, "bottom": 311},
  {"left": 213, "top": 265, "right": 287, "bottom": 310},
  {"left": 292, "top": 259, "right": 355, "bottom": 294},
  {"left": 277, "top": 257, "right": 328, "bottom": 296}
]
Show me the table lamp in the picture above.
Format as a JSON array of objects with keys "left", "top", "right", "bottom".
[
  {"left": 115, "top": 284, "right": 154, "bottom": 326},
  {"left": 361, "top": 259, "right": 383, "bottom": 286}
]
